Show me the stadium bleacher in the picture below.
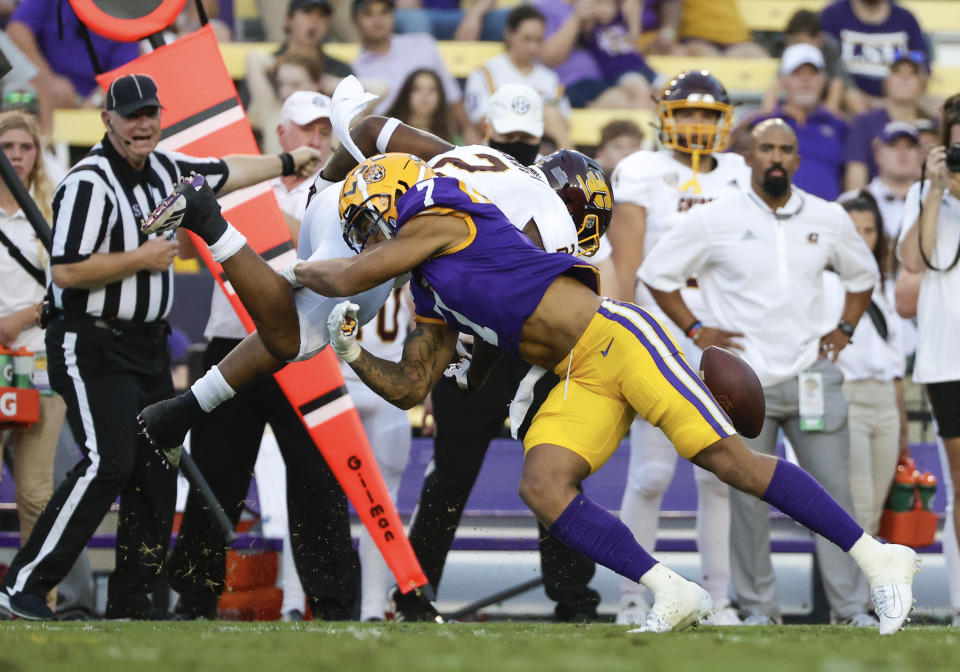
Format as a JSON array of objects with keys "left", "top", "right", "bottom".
[{"left": 48, "top": 46, "right": 960, "bottom": 150}]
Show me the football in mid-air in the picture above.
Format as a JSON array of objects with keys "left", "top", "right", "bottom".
[{"left": 699, "top": 346, "right": 765, "bottom": 438}]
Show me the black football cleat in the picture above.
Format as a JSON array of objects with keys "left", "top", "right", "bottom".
[
  {"left": 138, "top": 391, "right": 204, "bottom": 469},
  {"left": 141, "top": 173, "right": 228, "bottom": 244},
  {"left": 390, "top": 585, "right": 443, "bottom": 623}
]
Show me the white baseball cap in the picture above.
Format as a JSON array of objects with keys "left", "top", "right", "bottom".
[
  {"left": 281, "top": 91, "right": 333, "bottom": 126},
  {"left": 780, "top": 43, "right": 825, "bottom": 76},
  {"left": 487, "top": 83, "right": 544, "bottom": 138}
]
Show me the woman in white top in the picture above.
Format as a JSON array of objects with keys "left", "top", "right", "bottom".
[
  {"left": 464, "top": 5, "right": 571, "bottom": 146},
  {"left": 835, "top": 191, "right": 908, "bottom": 535},
  {"left": 0, "top": 110, "right": 67, "bottom": 607},
  {"left": 898, "top": 102, "right": 960, "bottom": 600}
]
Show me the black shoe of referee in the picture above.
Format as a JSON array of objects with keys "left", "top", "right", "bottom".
[
  {"left": 141, "top": 173, "right": 228, "bottom": 244},
  {"left": 138, "top": 391, "right": 204, "bottom": 468}
]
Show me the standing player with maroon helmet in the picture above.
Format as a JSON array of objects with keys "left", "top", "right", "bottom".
[{"left": 606, "top": 70, "right": 750, "bottom": 626}]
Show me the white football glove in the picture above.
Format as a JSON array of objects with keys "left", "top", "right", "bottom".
[
  {"left": 327, "top": 300, "right": 362, "bottom": 363},
  {"left": 279, "top": 260, "right": 304, "bottom": 288},
  {"left": 442, "top": 339, "right": 472, "bottom": 391}
]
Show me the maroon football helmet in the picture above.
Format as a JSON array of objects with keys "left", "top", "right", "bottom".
[
  {"left": 657, "top": 70, "right": 733, "bottom": 154},
  {"left": 535, "top": 149, "right": 613, "bottom": 257}
]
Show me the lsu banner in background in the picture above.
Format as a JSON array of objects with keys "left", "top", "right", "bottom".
[{"left": 95, "top": 25, "right": 428, "bottom": 595}]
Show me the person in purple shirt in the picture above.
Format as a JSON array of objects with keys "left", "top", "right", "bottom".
[
  {"left": 843, "top": 49, "right": 932, "bottom": 191},
  {"left": 6, "top": 0, "right": 139, "bottom": 108},
  {"left": 738, "top": 44, "right": 848, "bottom": 200},
  {"left": 581, "top": 0, "right": 658, "bottom": 88},
  {"left": 820, "top": 0, "right": 927, "bottom": 99},
  {"left": 537, "top": 0, "right": 653, "bottom": 109}
]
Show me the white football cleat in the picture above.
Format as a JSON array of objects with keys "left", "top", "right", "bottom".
[
  {"left": 628, "top": 578, "right": 712, "bottom": 634},
  {"left": 703, "top": 605, "right": 741, "bottom": 626},
  {"left": 861, "top": 543, "right": 919, "bottom": 635},
  {"left": 615, "top": 595, "right": 650, "bottom": 626}
]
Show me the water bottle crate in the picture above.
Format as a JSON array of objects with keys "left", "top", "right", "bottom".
[
  {"left": 878, "top": 508, "right": 938, "bottom": 548},
  {"left": 0, "top": 387, "right": 39, "bottom": 428}
]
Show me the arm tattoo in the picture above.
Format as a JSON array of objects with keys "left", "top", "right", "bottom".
[{"left": 348, "top": 323, "right": 452, "bottom": 407}]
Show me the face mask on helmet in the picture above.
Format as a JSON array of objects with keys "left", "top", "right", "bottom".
[
  {"left": 573, "top": 170, "right": 613, "bottom": 256},
  {"left": 536, "top": 150, "right": 613, "bottom": 257},
  {"left": 339, "top": 153, "right": 434, "bottom": 253},
  {"left": 657, "top": 71, "right": 734, "bottom": 155},
  {"left": 342, "top": 194, "right": 395, "bottom": 253}
]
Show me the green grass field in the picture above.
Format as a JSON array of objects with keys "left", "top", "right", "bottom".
[{"left": 1, "top": 622, "right": 958, "bottom": 672}]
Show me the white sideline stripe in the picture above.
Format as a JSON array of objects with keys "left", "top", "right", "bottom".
[
  {"left": 157, "top": 106, "right": 247, "bottom": 152},
  {"left": 219, "top": 249, "right": 298, "bottom": 298},
  {"left": 302, "top": 395, "right": 355, "bottom": 429},
  {"left": 603, "top": 301, "right": 736, "bottom": 436},
  {"left": 13, "top": 332, "right": 101, "bottom": 593}
]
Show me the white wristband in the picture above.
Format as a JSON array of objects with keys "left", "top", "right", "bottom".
[
  {"left": 337, "top": 341, "right": 362, "bottom": 364},
  {"left": 376, "top": 117, "right": 402, "bottom": 154},
  {"left": 279, "top": 260, "right": 304, "bottom": 288},
  {"left": 312, "top": 166, "right": 337, "bottom": 194}
]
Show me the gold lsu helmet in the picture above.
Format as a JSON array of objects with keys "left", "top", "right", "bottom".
[{"left": 340, "top": 153, "right": 434, "bottom": 253}]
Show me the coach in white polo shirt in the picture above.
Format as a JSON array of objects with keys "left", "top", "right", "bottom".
[{"left": 640, "top": 119, "right": 880, "bottom": 625}]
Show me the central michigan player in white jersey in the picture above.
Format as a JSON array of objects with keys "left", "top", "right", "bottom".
[{"left": 606, "top": 70, "right": 750, "bottom": 627}]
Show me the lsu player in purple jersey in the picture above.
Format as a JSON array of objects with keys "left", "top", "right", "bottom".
[
  {"left": 284, "top": 152, "right": 917, "bottom": 635},
  {"left": 135, "top": 112, "right": 602, "bottom": 455}
]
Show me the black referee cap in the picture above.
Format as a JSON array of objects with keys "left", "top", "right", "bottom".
[{"left": 106, "top": 74, "right": 162, "bottom": 116}]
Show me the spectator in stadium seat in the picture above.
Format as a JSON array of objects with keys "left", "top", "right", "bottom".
[
  {"left": 464, "top": 5, "right": 571, "bottom": 149},
  {"left": 736, "top": 44, "right": 848, "bottom": 201},
  {"left": 827, "top": 191, "right": 907, "bottom": 536},
  {"left": 175, "top": 0, "right": 232, "bottom": 42},
  {"left": 593, "top": 119, "right": 644, "bottom": 175},
  {"left": 385, "top": 69, "right": 455, "bottom": 142},
  {"left": 636, "top": 0, "right": 687, "bottom": 55},
  {"left": 275, "top": 0, "right": 354, "bottom": 79},
  {"left": 245, "top": 48, "right": 331, "bottom": 155},
  {"left": 0, "top": 110, "right": 66, "bottom": 614},
  {"left": 393, "top": 0, "right": 510, "bottom": 42},
  {"left": 843, "top": 50, "right": 931, "bottom": 192},
  {"left": 820, "top": 0, "right": 928, "bottom": 102},
  {"left": 5, "top": 0, "right": 140, "bottom": 134},
  {"left": 675, "top": 0, "right": 768, "bottom": 58},
  {"left": 536, "top": 0, "right": 655, "bottom": 109},
  {"left": 897, "top": 101, "right": 960, "bottom": 602},
  {"left": 915, "top": 118, "right": 939, "bottom": 157},
  {"left": 350, "top": 0, "right": 467, "bottom": 130},
  {"left": 761, "top": 10, "right": 848, "bottom": 116},
  {"left": 840, "top": 121, "right": 923, "bottom": 244}
]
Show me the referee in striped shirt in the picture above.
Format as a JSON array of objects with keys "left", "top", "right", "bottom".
[{"left": 0, "top": 74, "right": 324, "bottom": 621}]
